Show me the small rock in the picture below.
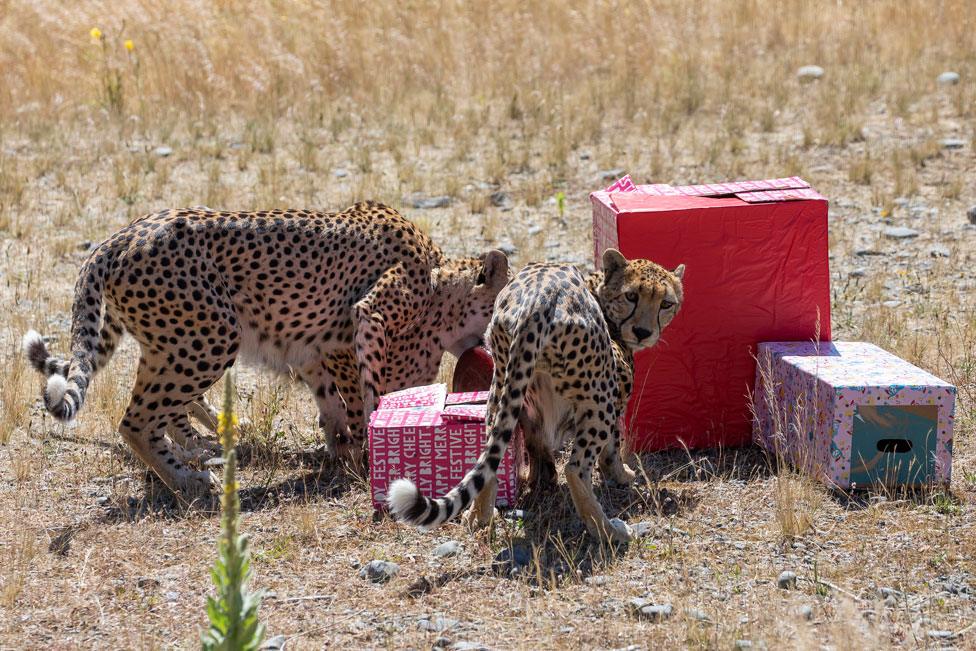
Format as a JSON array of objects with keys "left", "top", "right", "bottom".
[
  {"left": 450, "top": 643, "right": 492, "bottom": 651},
  {"left": 629, "top": 598, "right": 673, "bottom": 621},
  {"left": 137, "top": 577, "right": 160, "bottom": 589},
  {"left": 585, "top": 575, "right": 610, "bottom": 586},
  {"left": 930, "top": 245, "right": 951, "bottom": 258},
  {"left": 527, "top": 225, "right": 543, "bottom": 236},
  {"left": 797, "top": 65, "right": 824, "bottom": 81},
  {"left": 940, "top": 138, "right": 966, "bottom": 150},
  {"left": 882, "top": 300, "right": 902, "bottom": 308},
  {"left": 417, "top": 616, "right": 459, "bottom": 632},
  {"left": 412, "top": 195, "right": 452, "bottom": 210},
  {"left": 884, "top": 226, "right": 920, "bottom": 240},
  {"left": 967, "top": 206, "right": 976, "bottom": 225},
  {"left": 333, "top": 168, "right": 349, "bottom": 178},
  {"left": 492, "top": 545, "right": 531, "bottom": 576},
  {"left": 927, "top": 630, "right": 955, "bottom": 640},
  {"left": 937, "top": 71, "right": 960, "bottom": 86},
  {"left": 95, "top": 495, "right": 110, "bottom": 506},
  {"left": 165, "top": 591, "right": 179, "bottom": 602},
  {"left": 734, "top": 641, "right": 753, "bottom": 650},
  {"left": 777, "top": 570, "right": 798, "bottom": 589},
  {"left": 77, "top": 241, "right": 93, "bottom": 251},
  {"left": 883, "top": 595, "right": 898, "bottom": 608},
  {"left": 558, "top": 626, "right": 573, "bottom": 634},
  {"left": 630, "top": 521, "right": 654, "bottom": 538},
  {"left": 849, "top": 268, "right": 867, "bottom": 278},
  {"left": 579, "top": 152, "right": 591, "bottom": 160},
  {"left": 596, "top": 168, "right": 625, "bottom": 181},
  {"left": 433, "top": 540, "right": 461, "bottom": 558},
  {"left": 154, "top": 146, "right": 173, "bottom": 158},
  {"left": 893, "top": 197, "right": 910, "bottom": 207},
  {"left": 497, "top": 242, "right": 517, "bottom": 256},
  {"left": 798, "top": 605, "right": 814, "bottom": 621},
  {"left": 261, "top": 634, "right": 286, "bottom": 650},
  {"left": 856, "top": 248, "right": 885, "bottom": 256},
  {"left": 489, "top": 191, "right": 512, "bottom": 208},
  {"left": 359, "top": 560, "right": 399, "bottom": 583},
  {"left": 687, "top": 608, "right": 711, "bottom": 622}
]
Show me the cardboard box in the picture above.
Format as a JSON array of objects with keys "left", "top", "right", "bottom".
[
  {"left": 368, "top": 383, "right": 523, "bottom": 510},
  {"left": 753, "top": 341, "right": 955, "bottom": 489},
  {"left": 591, "top": 175, "right": 831, "bottom": 450}
]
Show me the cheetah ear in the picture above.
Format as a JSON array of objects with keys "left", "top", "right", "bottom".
[
  {"left": 479, "top": 249, "right": 509, "bottom": 289},
  {"left": 672, "top": 264, "right": 685, "bottom": 280},
  {"left": 602, "top": 248, "right": 628, "bottom": 279}
]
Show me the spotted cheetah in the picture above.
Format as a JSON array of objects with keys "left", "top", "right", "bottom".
[
  {"left": 23, "top": 201, "right": 509, "bottom": 497},
  {"left": 389, "top": 249, "right": 684, "bottom": 543}
]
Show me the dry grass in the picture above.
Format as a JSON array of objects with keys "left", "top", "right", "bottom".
[{"left": 1, "top": 0, "right": 975, "bottom": 648}]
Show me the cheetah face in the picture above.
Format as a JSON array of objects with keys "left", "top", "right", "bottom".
[
  {"left": 434, "top": 249, "right": 511, "bottom": 356},
  {"left": 598, "top": 248, "right": 684, "bottom": 352}
]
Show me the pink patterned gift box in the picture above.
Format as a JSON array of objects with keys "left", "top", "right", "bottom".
[
  {"left": 753, "top": 341, "right": 955, "bottom": 489},
  {"left": 368, "top": 384, "right": 523, "bottom": 510}
]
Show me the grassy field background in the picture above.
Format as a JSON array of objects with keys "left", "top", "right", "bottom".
[{"left": 1, "top": 1, "right": 975, "bottom": 648}]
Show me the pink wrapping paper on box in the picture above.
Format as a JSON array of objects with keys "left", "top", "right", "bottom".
[
  {"left": 753, "top": 341, "right": 955, "bottom": 489},
  {"left": 368, "top": 384, "right": 523, "bottom": 510}
]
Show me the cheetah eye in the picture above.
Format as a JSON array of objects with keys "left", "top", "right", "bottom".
[
  {"left": 660, "top": 299, "right": 675, "bottom": 310},
  {"left": 625, "top": 291, "right": 638, "bottom": 302}
]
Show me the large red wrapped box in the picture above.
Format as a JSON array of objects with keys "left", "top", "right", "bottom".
[
  {"left": 591, "top": 176, "right": 831, "bottom": 451},
  {"left": 368, "top": 383, "right": 523, "bottom": 510}
]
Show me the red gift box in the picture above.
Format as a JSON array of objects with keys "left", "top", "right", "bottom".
[
  {"left": 591, "top": 176, "right": 831, "bottom": 451},
  {"left": 368, "top": 383, "right": 523, "bottom": 510}
]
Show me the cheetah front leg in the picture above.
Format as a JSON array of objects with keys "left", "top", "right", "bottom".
[
  {"left": 352, "top": 265, "right": 427, "bottom": 451},
  {"left": 564, "top": 402, "right": 633, "bottom": 544},
  {"left": 598, "top": 416, "right": 637, "bottom": 487},
  {"left": 298, "top": 359, "right": 356, "bottom": 465}
]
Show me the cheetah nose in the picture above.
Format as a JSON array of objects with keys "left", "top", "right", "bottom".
[{"left": 633, "top": 327, "right": 653, "bottom": 342}]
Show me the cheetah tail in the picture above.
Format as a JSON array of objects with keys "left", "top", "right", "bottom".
[
  {"left": 25, "top": 257, "right": 108, "bottom": 422},
  {"left": 388, "top": 321, "right": 541, "bottom": 530}
]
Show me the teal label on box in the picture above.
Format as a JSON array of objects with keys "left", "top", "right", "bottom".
[{"left": 850, "top": 405, "right": 937, "bottom": 486}]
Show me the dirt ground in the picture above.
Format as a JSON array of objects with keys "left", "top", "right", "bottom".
[{"left": 1, "top": 2, "right": 975, "bottom": 649}]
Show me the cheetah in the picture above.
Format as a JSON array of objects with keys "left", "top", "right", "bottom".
[
  {"left": 23, "top": 201, "right": 508, "bottom": 497},
  {"left": 389, "top": 249, "right": 684, "bottom": 543}
]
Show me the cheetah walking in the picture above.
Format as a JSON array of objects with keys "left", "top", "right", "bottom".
[
  {"left": 23, "top": 201, "right": 508, "bottom": 497},
  {"left": 389, "top": 249, "right": 684, "bottom": 542}
]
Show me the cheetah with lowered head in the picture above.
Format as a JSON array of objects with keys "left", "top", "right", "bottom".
[
  {"left": 23, "top": 201, "right": 508, "bottom": 497},
  {"left": 389, "top": 249, "right": 684, "bottom": 542}
]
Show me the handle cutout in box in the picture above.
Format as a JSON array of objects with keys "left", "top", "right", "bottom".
[{"left": 876, "top": 438, "right": 913, "bottom": 454}]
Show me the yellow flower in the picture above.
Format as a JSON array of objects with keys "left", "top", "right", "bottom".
[
  {"left": 216, "top": 411, "right": 240, "bottom": 434},
  {"left": 90, "top": 27, "right": 102, "bottom": 41},
  {"left": 124, "top": 39, "right": 134, "bottom": 52}
]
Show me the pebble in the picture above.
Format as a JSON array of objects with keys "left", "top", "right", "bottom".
[
  {"left": 333, "top": 168, "right": 349, "bottom": 178},
  {"left": 849, "top": 268, "right": 867, "bottom": 278},
  {"left": 261, "top": 634, "right": 286, "bottom": 650},
  {"left": 412, "top": 195, "right": 452, "bottom": 209},
  {"left": 967, "top": 206, "right": 976, "bottom": 225},
  {"left": 883, "top": 226, "right": 920, "bottom": 239},
  {"left": 154, "top": 146, "right": 173, "bottom": 157},
  {"left": 489, "top": 191, "right": 512, "bottom": 208},
  {"left": 585, "top": 575, "right": 610, "bottom": 586},
  {"left": 433, "top": 540, "right": 462, "bottom": 558},
  {"left": 937, "top": 71, "right": 960, "bottom": 86},
  {"left": 492, "top": 545, "right": 531, "bottom": 576},
  {"left": 927, "top": 630, "right": 955, "bottom": 640},
  {"left": 940, "top": 138, "right": 966, "bottom": 150},
  {"left": 596, "top": 168, "right": 625, "bottom": 181},
  {"left": 882, "top": 300, "right": 902, "bottom": 308},
  {"left": 930, "top": 245, "right": 951, "bottom": 258},
  {"left": 628, "top": 598, "right": 673, "bottom": 621},
  {"left": 450, "top": 642, "right": 492, "bottom": 651},
  {"left": 497, "top": 242, "right": 517, "bottom": 256},
  {"left": 527, "top": 225, "right": 543, "bottom": 236},
  {"left": 687, "top": 608, "right": 711, "bottom": 622},
  {"left": 734, "top": 641, "right": 753, "bottom": 649},
  {"left": 95, "top": 495, "right": 110, "bottom": 506},
  {"left": 417, "top": 616, "right": 459, "bottom": 632},
  {"left": 797, "top": 65, "right": 824, "bottom": 81},
  {"left": 856, "top": 248, "right": 885, "bottom": 256},
  {"left": 777, "top": 570, "right": 798, "bottom": 589},
  {"left": 359, "top": 560, "right": 399, "bottom": 583},
  {"left": 798, "top": 605, "right": 814, "bottom": 621},
  {"left": 165, "top": 591, "right": 179, "bottom": 602},
  {"left": 630, "top": 521, "right": 654, "bottom": 538}
]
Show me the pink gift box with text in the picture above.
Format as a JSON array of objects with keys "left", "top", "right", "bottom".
[{"left": 368, "top": 384, "right": 523, "bottom": 510}]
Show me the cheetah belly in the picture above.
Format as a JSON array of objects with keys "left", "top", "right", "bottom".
[
  {"left": 235, "top": 303, "right": 353, "bottom": 374},
  {"left": 523, "top": 369, "right": 574, "bottom": 455}
]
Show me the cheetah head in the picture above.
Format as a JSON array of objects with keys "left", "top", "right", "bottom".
[
  {"left": 431, "top": 249, "right": 511, "bottom": 356},
  {"left": 597, "top": 248, "right": 684, "bottom": 352}
]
